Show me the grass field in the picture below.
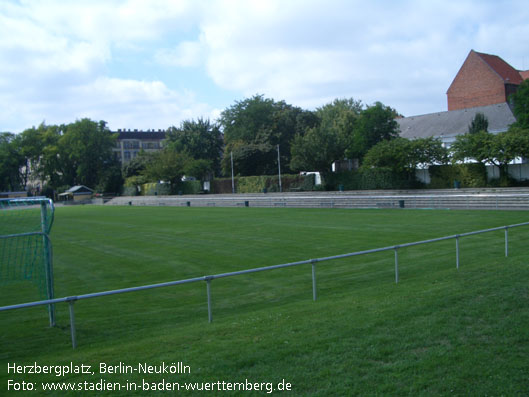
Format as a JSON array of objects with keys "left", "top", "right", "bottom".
[{"left": 1, "top": 205, "right": 529, "bottom": 396}]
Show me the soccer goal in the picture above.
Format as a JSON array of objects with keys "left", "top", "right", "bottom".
[{"left": 0, "top": 197, "right": 55, "bottom": 326}]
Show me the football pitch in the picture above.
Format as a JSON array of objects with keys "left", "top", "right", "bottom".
[{"left": 2, "top": 205, "right": 529, "bottom": 395}]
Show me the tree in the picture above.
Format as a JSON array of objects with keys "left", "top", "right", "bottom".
[
  {"left": 468, "top": 112, "right": 488, "bottom": 134},
  {"left": 4, "top": 119, "right": 121, "bottom": 195},
  {"left": 123, "top": 152, "right": 151, "bottom": 178},
  {"left": 59, "top": 119, "right": 118, "bottom": 188},
  {"left": 290, "top": 98, "right": 363, "bottom": 173},
  {"left": 363, "top": 137, "right": 448, "bottom": 174},
  {"left": 452, "top": 128, "right": 529, "bottom": 179},
  {"left": 0, "top": 133, "right": 25, "bottom": 191},
  {"left": 346, "top": 101, "right": 400, "bottom": 162},
  {"left": 494, "top": 127, "right": 529, "bottom": 171},
  {"left": 222, "top": 141, "right": 277, "bottom": 177},
  {"left": 13, "top": 123, "right": 69, "bottom": 192},
  {"left": 39, "top": 124, "right": 74, "bottom": 189},
  {"left": 221, "top": 95, "right": 270, "bottom": 142},
  {"left": 408, "top": 137, "right": 449, "bottom": 167},
  {"left": 183, "top": 158, "right": 212, "bottom": 181},
  {"left": 290, "top": 125, "right": 342, "bottom": 173},
  {"left": 141, "top": 150, "right": 207, "bottom": 186},
  {"left": 220, "top": 95, "right": 308, "bottom": 176},
  {"left": 511, "top": 79, "right": 529, "bottom": 129},
  {"left": 452, "top": 130, "right": 494, "bottom": 165},
  {"left": 293, "top": 109, "right": 320, "bottom": 136},
  {"left": 165, "top": 118, "right": 223, "bottom": 177},
  {"left": 142, "top": 150, "right": 187, "bottom": 186},
  {"left": 23, "top": 119, "right": 120, "bottom": 192},
  {"left": 95, "top": 155, "right": 123, "bottom": 194},
  {"left": 18, "top": 124, "right": 48, "bottom": 189},
  {"left": 361, "top": 138, "right": 409, "bottom": 173}
]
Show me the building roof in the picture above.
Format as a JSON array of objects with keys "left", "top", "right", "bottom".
[
  {"left": 398, "top": 102, "right": 516, "bottom": 141},
  {"left": 65, "top": 185, "right": 93, "bottom": 193},
  {"left": 115, "top": 130, "right": 166, "bottom": 140},
  {"left": 474, "top": 50, "right": 524, "bottom": 85},
  {"left": 520, "top": 70, "right": 529, "bottom": 80}
]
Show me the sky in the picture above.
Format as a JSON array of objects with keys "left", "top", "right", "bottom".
[{"left": 1, "top": 0, "right": 528, "bottom": 133}]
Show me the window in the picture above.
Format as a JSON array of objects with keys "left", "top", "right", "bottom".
[
  {"left": 142, "top": 142, "right": 160, "bottom": 149},
  {"left": 123, "top": 141, "right": 140, "bottom": 149}
]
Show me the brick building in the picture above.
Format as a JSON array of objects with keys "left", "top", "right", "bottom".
[
  {"left": 397, "top": 50, "right": 528, "bottom": 147},
  {"left": 396, "top": 50, "right": 529, "bottom": 183},
  {"left": 447, "top": 50, "right": 528, "bottom": 111}
]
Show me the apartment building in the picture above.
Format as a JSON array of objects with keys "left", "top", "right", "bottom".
[{"left": 113, "top": 129, "right": 166, "bottom": 164}]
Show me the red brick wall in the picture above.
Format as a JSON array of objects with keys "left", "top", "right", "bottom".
[{"left": 447, "top": 51, "right": 508, "bottom": 111}]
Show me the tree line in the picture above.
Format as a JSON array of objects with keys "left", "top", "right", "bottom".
[
  {"left": 0, "top": 120, "right": 121, "bottom": 195},
  {"left": 1, "top": 81, "right": 529, "bottom": 195}
]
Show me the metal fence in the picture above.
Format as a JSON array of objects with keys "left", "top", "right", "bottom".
[{"left": 2, "top": 221, "right": 529, "bottom": 349}]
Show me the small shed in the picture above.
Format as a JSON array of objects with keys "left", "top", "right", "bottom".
[{"left": 59, "top": 185, "right": 94, "bottom": 202}]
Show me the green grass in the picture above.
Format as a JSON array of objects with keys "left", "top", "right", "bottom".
[{"left": 2, "top": 206, "right": 529, "bottom": 396}]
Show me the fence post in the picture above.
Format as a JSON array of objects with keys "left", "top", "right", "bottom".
[
  {"left": 394, "top": 247, "right": 399, "bottom": 284},
  {"left": 206, "top": 277, "right": 212, "bottom": 323},
  {"left": 456, "top": 235, "right": 460, "bottom": 270},
  {"left": 68, "top": 298, "right": 77, "bottom": 349},
  {"left": 311, "top": 260, "right": 317, "bottom": 301},
  {"left": 505, "top": 227, "right": 509, "bottom": 257}
]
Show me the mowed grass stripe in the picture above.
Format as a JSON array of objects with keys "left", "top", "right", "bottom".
[{"left": 1, "top": 206, "right": 528, "bottom": 395}]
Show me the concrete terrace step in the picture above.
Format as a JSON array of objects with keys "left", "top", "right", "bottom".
[{"left": 105, "top": 188, "right": 529, "bottom": 210}]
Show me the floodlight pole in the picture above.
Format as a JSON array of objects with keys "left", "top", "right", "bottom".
[
  {"left": 277, "top": 145, "right": 282, "bottom": 193},
  {"left": 231, "top": 151, "right": 235, "bottom": 194}
]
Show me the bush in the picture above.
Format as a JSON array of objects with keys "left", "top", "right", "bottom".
[
  {"left": 142, "top": 182, "right": 171, "bottom": 196},
  {"left": 124, "top": 175, "right": 148, "bottom": 187},
  {"left": 237, "top": 175, "right": 270, "bottom": 193},
  {"left": 299, "top": 174, "right": 316, "bottom": 191},
  {"left": 429, "top": 164, "right": 486, "bottom": 188},
  {"left": 487, "top": 175, "right": 517, "bottom": 188},
  {"left": 176, "top": 180, "right": 202, "bottom": 195},
  {"left": 122, "top": 186, "right": 138, "bottom": 196}
]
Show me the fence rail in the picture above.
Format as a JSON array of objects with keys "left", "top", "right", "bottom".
[{"left": 2, "top": 221, "right": 529, "bottom": 349}]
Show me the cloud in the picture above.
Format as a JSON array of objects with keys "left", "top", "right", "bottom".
[
  {"left": 155, "top": 41, "right": 204, "bottom": 67},
  {"left": 0, "top": 75, "right": 217, "bottom": 132},
  {"left": 2, "top": 0, "right": 529, "bottom": 133},
  {"left": 197, "top": 0, "right": 529, "bottom": 115},
  {"left": 0, "top": 0, "right": 210, "bottom": 132},
  {"left": 9, "top": 0, "right": 197, "bottom": 44},
  {"left": 71, "top": 77, "right": 215, "bottom": 128}
]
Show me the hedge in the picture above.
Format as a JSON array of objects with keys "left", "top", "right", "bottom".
[
  {"left": 142, "top": 182, "right": 172, "bottom": 196},
  {"left": 176, "top": 180, "right": 202, "bottom": 195},
  {"left": 211, "top": 174, "right": 315, "bottom": 194},
  {"left": 137, "top": 181, "right": 203, "bottom": 196},
  {"left": 122, "top": 186, "right": 138, "bottom": 196},
  {"left": 324, "top": 169, "right": 419, "bottom": 191},
  {"left": 428, "top": 164, "right": 487, "bottom": 188}
]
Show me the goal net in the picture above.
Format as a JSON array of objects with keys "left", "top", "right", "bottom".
[{"left": 0, "top": 197, "right": 55, "bottom": 326}]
